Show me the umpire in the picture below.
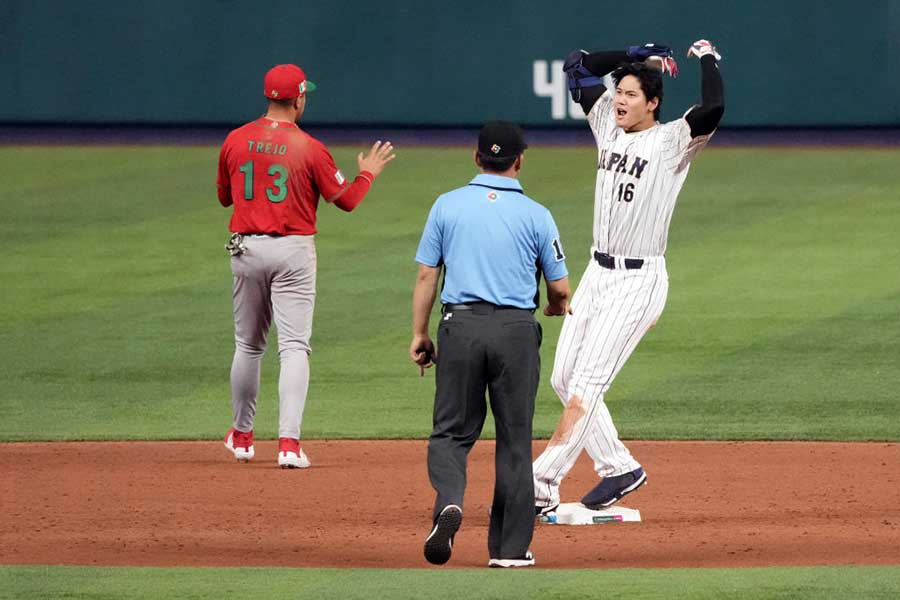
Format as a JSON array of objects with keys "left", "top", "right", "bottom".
[{"left": 410, "top": 121, "right": 571, "bottom": 568}]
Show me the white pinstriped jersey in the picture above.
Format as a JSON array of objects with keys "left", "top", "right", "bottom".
[{"left": 587, "top": 90, "right": 714, "bottom": 258}]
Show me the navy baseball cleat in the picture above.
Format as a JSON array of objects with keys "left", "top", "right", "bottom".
[
  {"left": 580, "top": 467, "right": 647, "bottom": 509},
  {"left": 424, "top": 505, "right": 462, "bottom": 565}
]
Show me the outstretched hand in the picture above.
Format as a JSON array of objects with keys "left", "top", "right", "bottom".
[{"left": 357, "top": 140, "right": 396, "bottom": 177}]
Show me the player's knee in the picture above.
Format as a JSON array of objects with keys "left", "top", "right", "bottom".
[
  {"left": 235, "top": 338, "right": 266, "bottom": 356},
  {"left": 278, "top": 339, "right": 311, "bottom": 358},
  {"left": 550, "top": 369, "right": 568, "bottom": 401}
]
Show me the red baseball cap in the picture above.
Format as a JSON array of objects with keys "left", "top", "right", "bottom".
[{"left": 264, "top": 64, "right": 317, "bottom": 99}]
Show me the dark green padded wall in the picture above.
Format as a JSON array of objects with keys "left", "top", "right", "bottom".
[{"left": 2, "top": 1, "right": 897, "bottom": 126}]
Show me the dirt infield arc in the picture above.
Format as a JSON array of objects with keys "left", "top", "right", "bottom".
[{"left": 2, "top": 441, "right": 898, "bottom": 569}]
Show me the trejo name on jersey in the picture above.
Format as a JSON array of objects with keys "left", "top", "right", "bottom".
[{"left": 245, "top": 140, "right": 288, "bottom": 155}]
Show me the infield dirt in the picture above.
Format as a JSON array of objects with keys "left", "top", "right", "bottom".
[{"left": 2, "top": 440, "right": 898, "bottom": 569}]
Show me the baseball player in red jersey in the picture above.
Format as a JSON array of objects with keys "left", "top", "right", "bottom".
[
  {"left": 533, "top": 41, "right": 724, "bottom": 513},
  {"left": 217, "top": 64, "right": 395, "bottom": 468}
]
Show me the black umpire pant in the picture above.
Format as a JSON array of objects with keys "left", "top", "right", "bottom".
[{"left": 428, "top": 302, "right": 542, "bottom": 560}]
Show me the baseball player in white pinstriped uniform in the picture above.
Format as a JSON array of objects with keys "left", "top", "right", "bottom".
[{"left": 533, "top": 40, "right": 725, "bottom": 513}]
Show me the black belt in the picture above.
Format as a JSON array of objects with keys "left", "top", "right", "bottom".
[
  {"left": 443, "top": 302, "right": 533, "bottom": 313},
  {"left": 239, "top": 232, "right": 283, "bottom": 237},
  {"left": 594, "top": 251, "right": 644, "bottom": 270}
]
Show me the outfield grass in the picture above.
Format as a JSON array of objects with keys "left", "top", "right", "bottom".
[
  {"left": 2, "top": 146, "right": 898, "bottom": 441},
  {"left": 2, "top": 565, "right": 899, "bottom": 600}
]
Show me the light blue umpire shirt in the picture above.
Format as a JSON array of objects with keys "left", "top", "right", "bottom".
[{"left": 415, "top": 173, "right": 569, "bottom": 310}]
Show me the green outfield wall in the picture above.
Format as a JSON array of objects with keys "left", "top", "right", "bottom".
[{"left": 2, "top": 1, "right": 898, "bottom": 127}]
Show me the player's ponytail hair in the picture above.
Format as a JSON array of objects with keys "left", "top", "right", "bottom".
[{"left": 612, "top": 62, "right": 664, "bottom": 121}]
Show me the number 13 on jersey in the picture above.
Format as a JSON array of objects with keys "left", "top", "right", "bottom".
[{"left": 238, "top": 160, "right": 288, "bottom": 203}]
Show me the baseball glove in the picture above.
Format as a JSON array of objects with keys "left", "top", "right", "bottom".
[{"left": 225, "top": 233, "right": 247, "bottom": 256}]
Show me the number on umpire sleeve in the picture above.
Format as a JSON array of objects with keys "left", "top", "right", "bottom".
[{"left": 551, "top": 238, "right": 566, "bottom": 261}]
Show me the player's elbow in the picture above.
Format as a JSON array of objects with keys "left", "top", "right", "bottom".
[
  {"left": 333, "top": 199, "right": 355, "bottom": 212},
  {"left": 550, "top": 364, "right": 568, "bottom": 402},
  {"left": 331, "top": 187, "right": 365, "bottom": 212},
  {"left": 688, "top": 104, "right": 725, "bottom": 137},
  {"left": 217, "top": 188, "right": 233, "bottom": 207},
  {"left": 416, "top": 264, "right": 441, "bottom": 285}
]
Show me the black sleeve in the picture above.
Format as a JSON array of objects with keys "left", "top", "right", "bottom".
[
  {"left": 685, "top": 55, "right": 725, "bottom": 137},
  {"left": 576, "top": 50, "right": 630, "bottom": 114}
]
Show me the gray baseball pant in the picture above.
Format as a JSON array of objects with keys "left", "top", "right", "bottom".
[{"left": 229, "top": 234, "right": 316, "bottom": 439}]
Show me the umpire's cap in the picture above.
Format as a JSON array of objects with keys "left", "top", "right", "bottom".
[{"left": 478, "top": 121, "right": 528, "bottom": 158}]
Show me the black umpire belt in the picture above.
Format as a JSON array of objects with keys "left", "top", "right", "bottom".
[
  {"left": 442, "top": 302, "right": 533, "bottom": 313},
  {"left": 594, "top": 251, "right": 645, "bottom": 270}
]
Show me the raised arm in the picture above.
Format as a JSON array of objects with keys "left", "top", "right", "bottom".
[
  {"left": 566, "top": 44, "right": 677, "bottom": 114},
  {"left": 327, "top": 141, "right": 396, "bottom": 212},
  {"left": 684, "top": 40, "right": 725, "bottom": 138}
]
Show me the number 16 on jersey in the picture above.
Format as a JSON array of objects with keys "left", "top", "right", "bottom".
[{"left": 616, "top": 182, "right": 635, "bottom": 203}]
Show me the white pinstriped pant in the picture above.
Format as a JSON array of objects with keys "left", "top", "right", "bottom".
[{"left": 533, "top": 256, "right": 668, "bottom": 507}]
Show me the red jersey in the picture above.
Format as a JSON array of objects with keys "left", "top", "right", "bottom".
[{"left": 217, "top": 118, "right": 369, "bottom": 235}]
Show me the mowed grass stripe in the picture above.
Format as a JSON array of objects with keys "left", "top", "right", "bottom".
[
  {"left": 1, "top": 147, "right": 898, "bottom": 441},
  {"left": 1, "top": 565, "right": 899, "bottom": 600}
]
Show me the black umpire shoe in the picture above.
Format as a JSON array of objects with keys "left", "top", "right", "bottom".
[
  {"left": 581, "top": 467, "right": 647, "bottom": 509},
  {"left": 424, "top": 504, "right": 462, "bottom": 565},
  {"left": 488, "top": 550, "right": 535, "bottom": 568}
]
